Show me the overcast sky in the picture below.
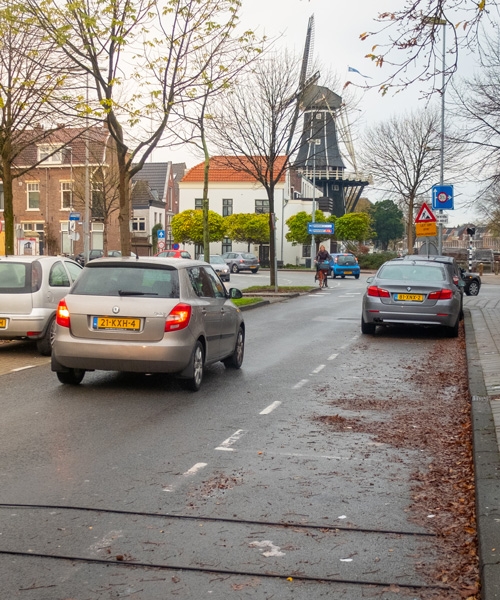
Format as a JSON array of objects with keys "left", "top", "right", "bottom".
[{"left": 161, "top": 0, "right": 481, "bottom": 226}]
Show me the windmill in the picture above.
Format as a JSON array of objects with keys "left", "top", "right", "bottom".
[{"left": 290, "top": 16, "right": 370, "bottom": 217}]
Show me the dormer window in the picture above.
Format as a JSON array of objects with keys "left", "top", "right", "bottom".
[{"left": 38, "top": 144, "right": 63, "bottom": 164}]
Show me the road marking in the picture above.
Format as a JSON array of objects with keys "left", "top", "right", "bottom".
[
  {"left": 11, "top": 365, "right": 37, "bottom": 372},
  {"left": 292, "top": 379, "right": 308, "bottom": 389},
  {"left": 215, "top": 429, "right": 246, "bottom": 452},
  {"left": 328, "top": 353, "right": 339, "bottom": 360},
  {"left": 310, "top": 364, "right": 325, "bottom": 374},
  {"left": 163, "top": 462, "right": 208, "bottom": 492},
  {"left": 260, "top": 401, "right": 281, "bottom": 415}
]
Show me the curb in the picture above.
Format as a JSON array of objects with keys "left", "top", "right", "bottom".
[{"left": 465, "top": 308, "right": 500, "bottom": 599}]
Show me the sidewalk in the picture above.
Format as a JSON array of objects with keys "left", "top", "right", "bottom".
[{"left": 464, "top": 273, "right": 500, "bottom": 599}]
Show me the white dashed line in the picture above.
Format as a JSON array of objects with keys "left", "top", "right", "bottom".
[
  {"left": 292, "top": 379, "right": 308, "bottom": 389},
  {"left": 260, "top": 401, "right": 282, "bottom": 415},
  {"left": 310, "top": 364, "right": 325, "bottom": 374},
  {"left": 328, "top": 353, "right": 339, "bottom": 360},
  {"left": 215, "top": 429, "right": 246, "bottom": 452},
  {"left": 162, "top": 462, "right": 208, "bottom": 492}
]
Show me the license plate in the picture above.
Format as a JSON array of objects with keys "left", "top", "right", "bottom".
[
  {"left": 93, "top": 316, "right": 141, "bottom": 331},
  {"left": 344, "top": 270, "right": 352, "bottom": 274},
  {"left": 394, "top": 294, "right": 424, "bottom": 302},
  {"left": 0, "top": 318, "right": 6, "bottom": 328}
]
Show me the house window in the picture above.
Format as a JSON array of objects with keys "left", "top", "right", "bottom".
[
  {"left": 92, "top": 182, "right": 104, "bottom": 219},
  {"left": 302, "top": 245, "right": 311, "bottom": 258},
  {"left": 195, "top": 243, "right": 203, "bottom": 257},
  {"left": 61, "top": 181, "right": 72, "bottom": 210},
  {"left": 222, "top": 199, "right": 233, "bottom": 216},
  {"left": 222, "top": 237, "right": 232, "bottom": 254},
  {"left": 27, "top": 182, "right": 40, "bottom": 210},
  {"left": 255, "top": 199, "right": 269, "bottom": 214},
  {"left": 22, "top": 222, "right": 44, "bottom": 233},
  {"left": 132, "top": 217, "right": 146, "bottom": 232},
  {"left": 0, "top": 183, "right": 3, "bottom": 211},
  {"left": 60, "top": 221, "right": 71, "bottom": 254},
  {"left": 38, "top": 144, "right": 62, "bottom": 164},
  {"left": 91, "top": 222, "right": 104, "bottom": 250},
  {"left": 195, "top": 198, "right": 203, "bottom": 210}
]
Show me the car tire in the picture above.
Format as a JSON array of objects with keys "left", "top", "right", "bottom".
[
  {"left": 355, "top": 274, "right": 360, "bottom": 279},
  {"left": 231, "top": 264, "right": 239, "bottom": 274},
  {"left": 466, "top": 280, "right": 480, "bottom": 296},
  {"left": 341, "top": 275, "right": 346, "bottom": 279},
  {"left": 332, "top": 273, "right": 337, "bottom": 279},
  {"left": 36, "top": 316, "right": 56, "bottom": 356},
  {"left": 251, "top": 269, "right": 259, "bottom": 274},
  {"left": 361, "top": 316, "right": 376, "bottom": 335},
  {"left": 56, "top": 368, "right": 86, "bottom": 385},
  {"left": 182, "top": 341, "right": 204, "bottom": 391},
  {"left": 223, "top": 327, "right": 245, "bottom": 369},
  {"left": 447, "top": 318, "right": 460, "bottom": 338}
]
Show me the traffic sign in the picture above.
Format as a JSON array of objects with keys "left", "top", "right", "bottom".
[
  {"left": 157, "top": 229, "right": 165, "bottom": 239},
  {"left": 415, "top": 202, "right": 437, "bottom": 223},
  {"left": 432, "top": 184, "right": 454, "bottom": 210},
  {"left": 307, "top": 222, "right": 334, "bottom": 235},
  {"left": 69, "top": 212, "right": 81, "bottom": 221},
  {"left": 157, "top": 240, "right": 165, "bottom": 251},
  {"left": 415, "top": 222, "right": 437, "bottom": 237}
]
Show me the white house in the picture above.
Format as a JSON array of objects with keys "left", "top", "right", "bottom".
[{"left": 179, "top": 156, "right": 326, "bottom": 266}]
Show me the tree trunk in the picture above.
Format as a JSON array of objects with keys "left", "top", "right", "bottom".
[
  {"left": 2, "top": 153, "right": 14, "bottom": 255},
  {"left": 202, "top": 140, "right": 210, "bottom": 262},
  {"left": 407, "top": 195, "right": 415, "bottom": 254}
]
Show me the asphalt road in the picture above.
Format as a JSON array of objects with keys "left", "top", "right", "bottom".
[{"left": 0, "top": 273, "right": 486, "bottom": 599}]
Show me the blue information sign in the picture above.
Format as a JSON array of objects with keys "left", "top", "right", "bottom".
[
  {"left": 157, "top": 229, "right": 165, "bottom": 239},
  {"left": 307, "top": 222, "right": 334, "bottom": 235},
  {"left": 432, "top": 184, "right": 454, "bottom": 210}
]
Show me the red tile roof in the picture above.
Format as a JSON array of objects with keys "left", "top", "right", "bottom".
[{"left": 182, "top": 156, "right": 287, "bottom": 183}]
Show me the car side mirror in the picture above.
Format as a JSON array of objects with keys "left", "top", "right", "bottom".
[
  {"left": 366, "top": 276, "right": 374, "bottom": 284},
  {"left": 229, "top": 288, "right": 243, "bottom": 299}
]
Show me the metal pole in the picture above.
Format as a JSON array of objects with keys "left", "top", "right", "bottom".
[
  {"left": 84, "top": 75, "right": 90, "bottom": 264},
  {"left": 438, "top": 24, "right": 446, "bottom": 255},
  {"left": 311, "top": 150, "right": 316, "bottom": 267}
]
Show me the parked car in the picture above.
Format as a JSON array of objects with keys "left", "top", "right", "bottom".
[
  {"left": 0, "top": 255, "right": 82, "bottom": 355},
  {"left": 72, "top": 249, "right": 103, "bottom": 265},
  {"left": 361, "top": 258, "right": 463, "bottom": 337},
  {"left": 156, "top": 249, "right": 192, "bottom": 259},
  {"left": 329, "top": 253, "right": 360, "bottom": 279},
  {"left": 221, "top": 252, "right": 260, "bottom": 274},
  {"left": 196, "top": 254, "right": 230, "bottom": 282},
  {"left": 397, "top": 254, "right": 481, "bottom": 296},
  {"left": 51, "top": 257, "right": 245, "bottom": 390},
  {"left": 108, "top": 250, "right": 137, "bottom": 258},
  {"left": 461, "top": 268, "right": 481, "bottom": 296}
]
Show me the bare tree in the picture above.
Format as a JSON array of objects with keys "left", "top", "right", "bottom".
[
  {"left": 0, "top": 2, "right": 81, "bottom": 254},
  {"left": 27, "top": 0, "right": 249, "bottom": 256},
  {"left": 358, "top": 1, "right": 500, "bottom": 95},
  {"left": 360, "top": 109, "right": 446, "bottom": 253},
  {"left": 210, "top": 50, "right": 326, "bottom": 287}
]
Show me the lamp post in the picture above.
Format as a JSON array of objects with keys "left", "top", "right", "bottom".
[
  {"left": 309, "top": 138, "right": 320, "bottom": 268},
  {"left": 424, "top": 15, "right": 447, "bottom": 254}
]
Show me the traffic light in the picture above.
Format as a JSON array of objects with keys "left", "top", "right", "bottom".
[{"left": 466, "top": 227, "right": 476, "bottom": 236}]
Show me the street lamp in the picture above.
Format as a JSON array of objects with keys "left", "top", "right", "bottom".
[
  {"left": 423, "top": 15, "right": 447, "bottom": 254},
  {"left": 308, "top": 138, "right": 321, "bottom": 267}
]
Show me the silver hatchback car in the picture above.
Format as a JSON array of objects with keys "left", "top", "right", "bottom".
[
  {"left": 0, "top": 255, "right": 82, "bottom": 355},
  {"left": 361, "top": 259, "right": 463, "bottom": 337},
  {"left": 51, "top": 257, "right": 245, "bottom": 390}
]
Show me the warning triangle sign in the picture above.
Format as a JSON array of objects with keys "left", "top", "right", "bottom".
[{"left": 415, "top": 202, "right": 437, "bottom": 223}]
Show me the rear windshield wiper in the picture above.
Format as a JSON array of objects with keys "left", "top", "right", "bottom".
[{"left": 118, "top": 290, "right": 149, "bottom": 296}]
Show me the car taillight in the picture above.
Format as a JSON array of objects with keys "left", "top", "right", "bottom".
[
  {"left": 56, "top": 299, "right": 71, "bottom": 328},
  {"left": 428, "top": 289, "right": 453, "bottom": 300},
  {"left": 453, "top": 275, "right": 459, "bottom": 285},
  {"left": 367, "top": 285, "right": 390, "bottom": 298},
  {"left": 165, "top": 303, "right": 192, "bottom": 332}
]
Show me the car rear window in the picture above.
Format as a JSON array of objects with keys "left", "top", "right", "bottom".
[
  {"left": 379, "top": 264, "right": 446, "bottom": 282},
  {"left": 242, "top": 253, "right": 256, "bottom": 260},
  {"left": 337, "top": 255, "right": 357, "bottom": 266},
  {"left": 0, "top": 261, "right": 41, "bottom": 293},
  {"left": 71, "top": 265, "right": 180, "bottom": 298}
]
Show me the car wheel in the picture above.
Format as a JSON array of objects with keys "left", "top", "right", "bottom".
[
  {"left": 231, "top": 264, "right": 239, "bottom": 274},
  {"left": 341, "top": 275, "right": 346, "bottom": 279},
  {"left": 332, "top": 273, "right": 337, "bottom": 279},
  {"left": 355, "top": 274, "right": 360, "bottom": 279},
  {"left": 361, "top": 316, "right": 376, "bottom": 335},
  {"left": 447, "top": 318, "right": 460, "bottom": 338},
  {"left": 223, "top": 327, "right": 245, "bottom": 369},
  {"left": 467, "top": 280, "right": 480, "bottom": 296},
  {"left": 251, "top": 268, "right": 259, "bottom": 274},
  {"left": 36, "top": 316, "right": 56, "bottom": 356},
  {"left": 182, "top": 341, "right": 204, "bottom": 391},
  {"left": 56, "top": 368, "right": 85, "bottom": 385}
]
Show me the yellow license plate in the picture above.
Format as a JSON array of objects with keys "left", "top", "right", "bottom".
[
  {"left": 94, "top": 316, "right": 141, "bottom": 331},
  {"left": 344, "top": 270, "right": 352, "bottom": 274},
  {"left": 395, "top": 294, "right": 423, "bottom": 302},
  {"left": 0, "top": 318, "right": 6, "bottom": 328}
]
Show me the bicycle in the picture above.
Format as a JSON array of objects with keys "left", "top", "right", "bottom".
[{"left": 315, "top": 262, "right": 330, "bottom": 288}]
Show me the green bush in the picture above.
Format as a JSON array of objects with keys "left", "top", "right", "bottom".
[{"left": 358, "top": 252, "right": 398, "bottom": 270}]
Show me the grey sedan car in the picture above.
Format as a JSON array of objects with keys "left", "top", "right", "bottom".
[
  {"left": 51, "top": 257, "right": 245, "bottom": 390},
  {"left": 361, "top": 259, "right": 462, "bottom": 337},
  {"left": 0, "top": 255, "right": 82, "bottom": 355},
  {"left": 221, "top": 252, "right": 260, "bottom": 274},
  {"left": 196, "top": 255, "right": 230, "bottom": 282}
]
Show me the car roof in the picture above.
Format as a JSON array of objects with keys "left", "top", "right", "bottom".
[
  {"left": 397, "top": 255, "right": 455, "bottom": 264},
  {"left": 0, "top": 255, "right": 75, "bottom": 263},
  {"left": 85, "top": 256, "right": 207, "bottom": 269}
]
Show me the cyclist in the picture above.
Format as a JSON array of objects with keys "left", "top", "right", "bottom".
[{"left": 314, "top": 245, "right": 332, "bottom": 288}]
